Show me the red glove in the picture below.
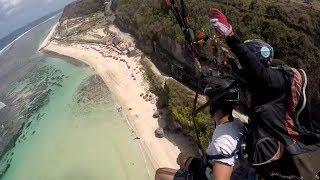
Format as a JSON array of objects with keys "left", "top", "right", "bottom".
[{"left": 210, "top": 8, "right": 233, "bottom": 37}]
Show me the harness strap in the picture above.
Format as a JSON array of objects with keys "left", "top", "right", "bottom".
[
  {"left": 206, "top": 152, "right": 237, "bottom": 160},
  {"left": 296, "top": 69, "right": 307, "bottom": 121}
]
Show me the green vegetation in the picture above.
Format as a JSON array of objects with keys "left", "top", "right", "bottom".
[
  {"left": 56, "top": 11, "right": 112, "bottom": 43},
  {"left": 56, "top": 0, "right": 112, "bottom": 43},
  {"left": 140, "top": 58, "right": 212, "bottom": 147},
  {"left": 164, "top": 79, "right": 212, "bottom": 147},
  {"left": 115, "top": 0, "right": 320, "bottom": 108},
  {"left": 140, "top": 58, "right": 164, "bottom": 96},
  {"left": 60, "top": 0, "right": 105, "bottom": 21},
  {"left": 114, "top": 0, "right": 320, "bottom": 146},
  {"left": 57, "top": 0, "right": 320, "bottom": 147},
  {"left": 77, "top": 12, "right": 112, "bottom": 32}
]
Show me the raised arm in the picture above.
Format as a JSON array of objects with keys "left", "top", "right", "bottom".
[
  {"left": 226, "top": 34, "right": 285, "bottom": 88},
  {"left": 210, "top": 8, "right": 285, "bottom": 89}
]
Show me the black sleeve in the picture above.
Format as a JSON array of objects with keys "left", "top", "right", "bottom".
[
  {"left": 226, "top": 35, "right": 285, "bottom": 90},
  {"left": 228, "top": 57, "right": 242, "bottom": 77}
]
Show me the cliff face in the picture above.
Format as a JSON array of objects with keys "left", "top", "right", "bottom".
[
  {"left": 157, "top": 35, "right": 192, "bottom": 65},
  {"left": 113, "top": 1, "right": 199, "bottom": 89},
  {"left": 114, "top": 16, "right": 191, "bottom": 63},
  {"left": 52, "top": 0, "right": 113, "bottom": 45},
  {"left": 113, "top": 0, "right": 320, "bottom": 115},
  {"left": 49, "top": 0, "right": 320, "bottom": 147},
  {"left": 114, "top": 15, "right": 199, "bottom": 90},
  {"left": 55, "top": 0, "right": 320, "bottom": 121},
  {"left": 60, "top": 0, "right": 105, "bottom": 21}
]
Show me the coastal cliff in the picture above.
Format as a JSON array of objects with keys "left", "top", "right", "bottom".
[
  {"left": 113, "top": 0, "right": 320, "bottom": 103},
  {"left": 1, "top": 0, "right": 315, "bottom": 173},
  {"left": 44, "top": 0, "right": 320, "bottom": 153},
  {"left": 40, "top": 0, "right": 203, "bottom": 169}
]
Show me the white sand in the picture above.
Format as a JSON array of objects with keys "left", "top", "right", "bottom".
[
  {"left": 42, "top": 25, "right": 196, "bottom": 171},
  {"left": 38, "top": 22, "right": 58, "bottom": 50}
]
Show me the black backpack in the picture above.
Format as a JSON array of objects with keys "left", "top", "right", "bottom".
[{"left": 245, "top": 66, "right": 320, "bottom": 179}]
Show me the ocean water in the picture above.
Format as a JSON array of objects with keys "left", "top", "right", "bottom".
[{"left": 0, "top": 14, "right": 150, "bottom": 180}]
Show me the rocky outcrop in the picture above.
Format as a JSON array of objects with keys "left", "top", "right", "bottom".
[
  {"left": 113, "top": 17, "right": 140, "bottom": 41},
  {"left": 153, "top": 111, "right": 160, "bottom": 118},
  {"left": 157, "top": 35, "right": 193, "bottom": 65},
  {"left": 167, "top": 121, "right": 183, "bottom": 132},
  {"left": 155, "top": 128, "right": 165, "bottom": 138}
]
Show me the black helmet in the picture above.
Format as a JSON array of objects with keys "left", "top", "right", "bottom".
[
  {"left": 244, "top": 39, "right": 274, "bottom": 67},
  {"left": 204, "top": 77, "right": 240, "bottom": 114}
]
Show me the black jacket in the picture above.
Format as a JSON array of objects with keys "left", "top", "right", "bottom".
[
  {"left": 226, "top": 35, "right": 320, "bottom": 179},
  {"left": 226, "top": 35, "right": 293, "bottom": 145},
  {"left": 226, "top": 35, "right": 287, "bottom": 106}
]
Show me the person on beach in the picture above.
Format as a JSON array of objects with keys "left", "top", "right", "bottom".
[
  {"left": 210, "top": 8, "right": 320, "bottom": 179},
  {"left": 155, "top": 78, "right": 251, "bottom": 180}
]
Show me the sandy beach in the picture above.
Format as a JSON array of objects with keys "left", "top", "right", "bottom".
[
  {"left": 41, "top": 24, "right": 196, "bottom": 171},
  {"left": 38, "top": 22, "right": 58, "bottom": 50}
]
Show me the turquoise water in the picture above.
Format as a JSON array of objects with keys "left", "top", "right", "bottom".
[{"left": 0, "top": 15, "right": 150, "bottom": 180}]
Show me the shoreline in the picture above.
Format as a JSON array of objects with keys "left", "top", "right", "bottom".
[
  {"left": 41, "top": 25, "right": 196, "bottom": 172},
  {"left": 38, "top": 22, "right": 58, "bottom": 50},
  {"left": 0, "top": 13, "right": 60, "bottom": 56}
]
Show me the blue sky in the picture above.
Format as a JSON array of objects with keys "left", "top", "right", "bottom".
[{"left": 0, "top": 0, "right": 75, "bottom": 39}]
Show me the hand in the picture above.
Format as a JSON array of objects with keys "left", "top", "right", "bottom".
[{"left": 210, "top": 8, "right": 233, "bottom": 37}]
